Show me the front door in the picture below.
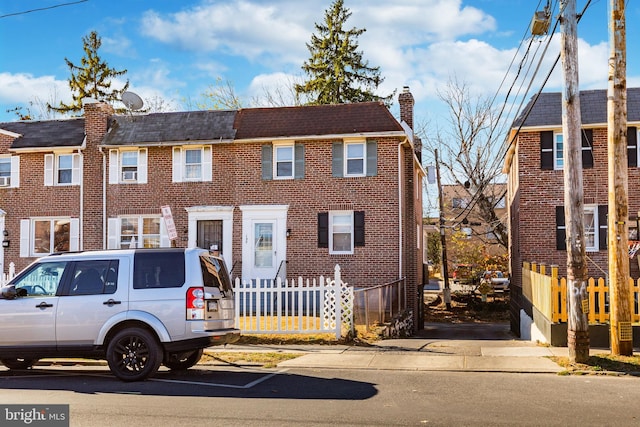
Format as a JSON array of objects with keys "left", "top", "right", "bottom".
[
  {"left": 240, "top": 205, "right": 288, "bottom": 282},
  {"left": 197, "top": 220, "right": 223, "bottom": 253}
]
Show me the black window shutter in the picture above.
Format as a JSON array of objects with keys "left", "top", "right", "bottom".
[
  {"left": 628, "top": 127, "right": 638, "bottom": 167},
  {"left": 261, "top": 145, "right": 272, "bottom": 181},
  {"left": 354, "top": 211, "right": 365, "bottom": 246},
  {"left": 332, "top": 142, "right": 343, "bottom": 177},
  {"left": 366, "top": 141, "right": 377, "bottom": 176},
  {"left": 581, "top": 129, "right": 594, "bottom": 168},
  {"left": 318, "top": 212, "right": 329, "bottom": 248},
  {"left": 540, "top": 131, "right": 554, "bottom": 170},
  {"left": 598, "top": 205, "right": 608, "bottom": 250},
  {"left": 294, "top": 143, "right": 305, "bottom": 179},
  {"left": 556, "top": 206, "right": 566, "bottom": 250}
]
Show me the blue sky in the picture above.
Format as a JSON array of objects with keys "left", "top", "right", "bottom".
[{"left": 0, "top": 0, "right": 638, "bottom": 126}]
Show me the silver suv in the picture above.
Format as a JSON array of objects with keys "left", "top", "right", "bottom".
[{"left": 0, "top": 248, "right": 240, "bottom": 381}]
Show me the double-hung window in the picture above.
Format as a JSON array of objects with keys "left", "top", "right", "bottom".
[
  {"left": 556, "top": 205, "right": 605, "bottom": 252},
  {"left": 0, "top": 157, "right": 11, "bottom": 187},
  {"left": 330, "top": 211, "right": 354, "bottom": 254},
  {"left": 109, "top": 149, "right": 148, "bottom": 184},
  {"left": 540, "top": 130, "right": 593, "bottom": 170},
  {"left": 172, "top": 146, "right": 212, "bottom": 182},
  {"left": 345, "top": 142, "right": 365, "bottom": 176},
  {"left": 108, "top": 216, "right": 169, "bottom": 249},
  {"left": 274, "top": 144, "right": 294, "bottom": 179},
  {"left": 332, "top": 139, "right": 377, "bottom": 178},
  {"left": 44, "top": 153, "right": 80, "bottom": 186},
  {"left": 20, "top": 217, "right": 79, "bottom": 257},
  {"left": 318, "top": 210, "right": 365, "bottom": 254}
]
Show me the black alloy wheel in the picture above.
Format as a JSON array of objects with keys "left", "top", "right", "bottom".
[{"left": 106, "top": 327, "right": 163, "bottom": 382}]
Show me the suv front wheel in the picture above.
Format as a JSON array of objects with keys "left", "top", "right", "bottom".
[{"left": 106, "top": 327, "right": 163, "bottom": 382}]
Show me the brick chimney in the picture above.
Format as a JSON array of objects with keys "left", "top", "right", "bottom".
[
  {"left": 82, "top": 100, "right": 113, "bottom": 250},
  {"left": 398, "top": 86, "right": 414, "bottom": 131},
  {"left": 83, "top": 100, "right": 113, "bottom": 145}
]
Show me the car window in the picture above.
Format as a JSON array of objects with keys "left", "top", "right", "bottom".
[
  {"left": 12, "top": 261, "right": 67, "bottom": 296},
  {"left": 200, "top": 255, "right": 232, "bottom": 292},
  {"left": 69, "top": 260, "right": 118, "bottom": 296},
  {"left": 133, "top": 251, "right": 185, "bottom": 289}
]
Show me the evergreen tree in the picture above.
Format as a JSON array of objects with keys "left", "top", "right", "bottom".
[
  {"left": 48, "top": 31, "right": 128, "bottom": 113},
  {"left": 295, "top": 0, "right": 393, "bottom": 106}
]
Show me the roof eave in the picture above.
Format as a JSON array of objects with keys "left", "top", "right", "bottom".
[{"left": 233, "top": 131, "right": 407, "bottom": 144}]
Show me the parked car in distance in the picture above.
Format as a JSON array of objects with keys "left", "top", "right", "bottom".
[
  {"left": 451, "top": 264, "right": 479, "bottom": 286},
  {"left": 0, "top": 248, "right": 240, "bottom": 381},
  {"left": 480, "top": 270, "right": 510, "bottom": 292}
]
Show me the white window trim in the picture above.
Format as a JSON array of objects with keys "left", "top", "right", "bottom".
[
  {"left": 107, "top": 215, "right": 169, "bottom": 249},
  {"left": 20, "top": 217, "right": 79, "bottom": 257},
  {"left": 329, "top": 210, "right": 354, "bottom": 255},
  {"left": 584, "top": 205, "right": 598, "bottom": 252},
  {"left": 109, "top": 148, "right": 148, "bottom": 184},
  {"left": 172, "top": 146, "right": 212, "bottom": 183},
  {"left": 0, "top": 156, "right": 18, "bottom": 188},
  {"left": 554, "top": 132, "right": 563, "bottom": 170},
  {"left": 273, "top": 142, "right": 295, "bottom": 180},
  {"left": 344, "top": 140, "right": 366, "bottom": 177},
  {"left": 44, "top": 152, "right": 81, "bottom": 186}
]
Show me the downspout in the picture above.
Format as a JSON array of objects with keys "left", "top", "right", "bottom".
[
  {"left": 79, "top": 139, "right": 85, "bottom": 251},
  {"left": 398, "top": 140, "right": 404, "bottom": 279},
  {"left": 99, "top": 146, "right": 106, "bottom": 249}
]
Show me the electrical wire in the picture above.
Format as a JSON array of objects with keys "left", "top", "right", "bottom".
[{"left": 0, "top": 0, "right": 88, "bottom": 19}]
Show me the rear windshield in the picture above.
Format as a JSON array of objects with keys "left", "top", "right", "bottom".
[
  {"left": 133, "top": 251, "right": 185, "bottom": 289},
  {"left": 199, "top": 255, "right": 232, "bottom": 292}
]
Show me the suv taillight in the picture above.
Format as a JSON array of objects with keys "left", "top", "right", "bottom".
[{"left": 186, "top": 287, "right": 205, "bottom": 320}]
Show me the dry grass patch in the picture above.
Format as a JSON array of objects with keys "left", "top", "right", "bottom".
[
  {"left": 551, "top": 354, "right": 640, "bottom": 375},
  {"left": 202, "top": 352, "right": 300, "bottom": 368}
]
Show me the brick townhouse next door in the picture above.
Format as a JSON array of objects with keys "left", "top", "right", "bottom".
[{"left": 240, "top": 205, "right": 288, "bottom": 282}]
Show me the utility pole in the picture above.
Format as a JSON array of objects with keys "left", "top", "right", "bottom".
[
  {"left": 607, "top": 0, "right": 633, "bottom": 356},
  {"left": 435, "top": 149, "right": 451, "bottom": 309},
  {"left": 560, "top": 0, "right": 590, "bottom": 363}
]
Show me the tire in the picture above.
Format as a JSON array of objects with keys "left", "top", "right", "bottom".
[
  {"left": 0, "top": 358, "right": 38, "bottom": 370},
  {"left": 106, "top": 327, "right": 163, "bottom": 382},
  {"left": 163, "top": 348, "right": 203, "bottom": 371}
]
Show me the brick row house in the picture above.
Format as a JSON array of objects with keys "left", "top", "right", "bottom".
[
  {"left": 503, "top": 88, "right": 640, "bottom": 335},
  {"left": 0, "top": 88, "right": 425, "bottom": 328}
]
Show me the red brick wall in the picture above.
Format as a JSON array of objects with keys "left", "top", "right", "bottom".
[{"left": 512, "top": 127, "right": 640, "bottom": 280}]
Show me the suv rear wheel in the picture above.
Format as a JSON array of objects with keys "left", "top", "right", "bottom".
[
  {"left": 0, "top": 358, "right": 39, "bottom": 370},
  {"left": 106, "top": 327, "right": 163, "bottom": 382},
  {"left": 163, "top": 348, "right": 204, "bottom": 371}
]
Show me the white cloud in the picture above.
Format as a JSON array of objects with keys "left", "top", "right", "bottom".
[
  {"left": 0, "top": 73, "right": 71, "bottom": 107},
  {"left": 140, "top": 1, "right": 311, "bottom": 63}
]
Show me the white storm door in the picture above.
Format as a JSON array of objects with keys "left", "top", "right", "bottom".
[
  {"left": 240, "top": 205, "right": 288, "bottom": 282},
  {"left": 250, "top": 220, "right": 277, "bottom": 280}
]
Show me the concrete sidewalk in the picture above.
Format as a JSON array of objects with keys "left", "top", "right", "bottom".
[
  {"left": 205, "top": 322, "right": 630, "bottom": 374},
  {"left": 207, "top": 339, "right": 570, "bottom": 373}
]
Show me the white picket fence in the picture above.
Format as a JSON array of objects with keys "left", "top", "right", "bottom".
[
  {"left": 2, "top": 260, "right": 354, "bottom": 339},
  {"left": 233, "top": 264, "right": 354, "bottom": 339}
]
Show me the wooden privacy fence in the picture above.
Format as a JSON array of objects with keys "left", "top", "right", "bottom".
[
  {"left": 523, "top": 262, "right": 640, "bottom": 324},
  {"left": 233, "top": 264, "right": 354, "bottom": 339}
]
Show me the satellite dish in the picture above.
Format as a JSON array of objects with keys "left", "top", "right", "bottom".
[{"left": 121, "top": 91, "right": 144, "bottom": 110}]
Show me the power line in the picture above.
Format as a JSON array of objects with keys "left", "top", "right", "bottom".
[{"left": 0, "top": 0, "right": 88, "bottom": 19}]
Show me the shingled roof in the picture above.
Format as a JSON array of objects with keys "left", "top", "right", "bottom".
[
  {"left": 513, "top": 87, "right": 640, "bottom": 128},
  {"left": 0, "top": 118, "right": 85, "bottom": 149},
  {"left": 102, "top": 110, "right": 237, "bottom": 146},
  {"left": 233, "top": 102, "right": 404, "bottom": 140}
]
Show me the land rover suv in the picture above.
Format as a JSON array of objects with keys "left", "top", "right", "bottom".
[{"left": 0, "top": 248, "right": 240, "bottom": 381}]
